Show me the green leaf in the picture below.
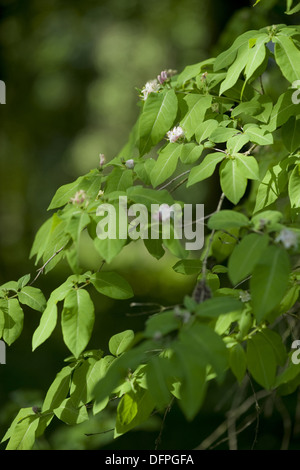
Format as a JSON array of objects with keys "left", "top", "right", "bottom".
[
  {"left": 115, "top": 387, "right": 155, "bottom": 437},
  {"left": 285, "top": 1, "right": 300, "bottom": 14},
  {"left": 61, "top": 289, "right": 95, "bottom": 358},
  {"left": 288, "top": 163, "right": 300, "bottom": 208},
  {"left": 235, "top": 154, "right": 260, "bottom": 180},
  {"left": 231, "top": 99, "right": 262, "bottom": 118},
  {"left": 53, "top": 398, "right": 88, "bottom": 425},
  {"left": 265, "top": 90, "right": 300, "bottom": 132},
  {"left": 139, "top": 89, "right": 178, "bottom": 155},
  {"left": 6, "top": 414, "right": 40, "bottom": 450},
  {"left": 48, "top": 176, "right": 84, "bottom": 211},
  {"left": 180, "top": 143, "right": 203, "bottom": 164},
  {"left": 150, "top": 143, "right": 182, "bottom": 188},
  {"left": 146, "top": 356, "right": 172, "bottom": 408},
  {"left": 220, "top": 158, "right": 248, "bottom": 204},
  {"left": 105, "top": 168, "right": 133, "bottom": 193},
  {"left": 32, "top": 300, "right": 58, "bottom": 351},
  {"left": 180, "top": 94, "right": 212, "bottom": 139},
  {"left": 210, "top": 127, "right": 239, "bottom": 143},
  {"left": 179, "top": 323, "right": 228, "bottom": 380},
  {"left": 219, "top": 43, "right": 250, "bottom": 95},
  {"left": 195, "top": 119, "right": 219, "bottom": 144},
  {"left": 253, "top": 163, "right": 285, "bottom": 213},
  {"left": 250, "top": 245, "right": 290, "bottom": 323},
  {"left": 0, "top": 299, "right": 24, "bottom": 346},
  {"left": 109, "top": 330, "right": 134, "bottom": 357},
  {"left": 66, "top": 211, "right": 90, "bottom": 242},
  {"left": 208, "top": 210, "right": 249, "bottom": 230},
  {"left": 244, "top": 126, "right": 273, "bottom": 145},
  {"left": 171, "top": 341, "right": 207, "bottom": 420},
  {"left": 94, "top": 237, "right": 127, "bottom": 265},
  {"left": 227, "top": 134, "right": 250, "bottom": 154},
  {"left": 89, "top": 272, "right": 133, "bottom": 299},
  {"left": 195, "top": 296, "right": 243, "bottom": 319},
  {"left": 187, "top": 152, "right": 225, "bottom": 186},
  {"left": 214, "top": 30, "right": 257, "bottom": 71},
  {"left": 172, "top": 259, "right": 202, "bottom": 275},
  {"left": 275, "top": 35, "right": 300, "bottom": 83},
  {"left": 144, "top": 311, "right": 182, "bottom": 338},
  {"left": 260, "top": 329, "right": 287, "bottom": 367},
  {"left": 229, "top": 343, "right": 247, "bottom": 383},
  {"left": 69, "top": 358, "right": 101, "bottom": 406},
  {"left": 92, "top": 356, "right": 115, "bottom": 415},
  {"left": 42, "top": 365, "right": 73, "bottom": 412},
  {"left": 18, "top": 286, "right": 46, "bottom": 312},
  {"left": 247, "top": 332, "right": 277, "bottom": 389},
  {"left": 244, "top": 35, "right": 268, "bottom": 82},
  {"left": 17, "top": 274, "right": 31, "bottom": 290},
  {"left": 127, "top": 185, "right": 174, "bottom": 208},
  {"left": 228, "top": 233, "right": 269, "bottom": 285},
  {"left": 282, "top": 117, "right": 300, "bottom": 153}
]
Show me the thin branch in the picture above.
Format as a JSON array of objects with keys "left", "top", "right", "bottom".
[
  {"left": 29, "top": 245, "right": 66, "bottom": 286},
  {"left": 244, "top": 144, "right": 257, "bottom": 156},
  {"left": 275, "top": 396, "right": 292, "bottom": 450},
  {"left": 158, "top": 170, "right": 190, "bottom": 191},
  {"left": 155, "top": 397, "right": 175, "bottom": 450},
  {"left": 169, "top": 176, "right": 189, "bottom": 194},
  {"left": 247, "top": 373, "right": 261, "bottom": 450},
  {"left": 209, "top": 414, "right": 257, "bottom": 450},
  {"left": 195, "top": 389, "right": 271, "bottom": 450}
]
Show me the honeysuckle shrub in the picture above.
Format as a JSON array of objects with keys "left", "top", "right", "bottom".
[{"left": 2, "top": 16, "right": 300, "bottom": 449}]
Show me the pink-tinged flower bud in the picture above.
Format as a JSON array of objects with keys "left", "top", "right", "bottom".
[
  {"left": 125, "top": 159, "right": 135, "bottom": 169},
  {"left": 70, "top": 189, "right": 87, "bottom": 205},
  {"left": 167, "top": 126, "right": 185, "bottom": 143},
  {"left": 99, "top": 153, "right": 106, "bottom": 167},
  {"left": 157, "top": 70, "right": 168, "bottom": 85}
]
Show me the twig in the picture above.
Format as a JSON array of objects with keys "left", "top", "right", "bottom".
[
  {"left": 209, "top": 414, "right": 257, "bottom": 450},
  {"left": 195, "top": 389, "right": 271, "bottom": 450},
  {"left": 275, "top": 396, "right": 292, "bottom": 450},
  {"left": 247, "top": 373, "right": 260, "bottom": 450},
  {"left": 155, "top": 397, "right": 175, "bottom": 450},
  {"left": 244, "top": 144, "right": 257, "bottom": 156},
  {"left": 169, "top": 176, "right": 189, "bottom": 194},
  {"left": 29, "top": 245, "right": 66, "bottom": 286},
  {"left": 158, "top": 171, "right": 190, "bottom": 191},
  {"left": 85, "top": 428, "right": 114, "bottom": 437}
]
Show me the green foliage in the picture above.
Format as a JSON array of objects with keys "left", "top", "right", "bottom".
[{"left": 3, "top": 20, "right": 300, "bottom": 450}]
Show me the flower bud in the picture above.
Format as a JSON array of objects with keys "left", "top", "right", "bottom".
[{"left": 125, "top": 159, "right": 135, "bottom": 169}]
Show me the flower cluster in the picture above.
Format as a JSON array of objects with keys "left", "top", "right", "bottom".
[
  {"left": 70, "top": 189, "right": 88, "bottom": 206},
  {"left": 167, "top": 126, "right": 185, "bottom": 143},
  {"left": 141, "top": 79, "right": 160, "bottom": 100}
]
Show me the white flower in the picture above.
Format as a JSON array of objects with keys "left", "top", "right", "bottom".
[
  {"left": 167, "top": 126, "right": 185, "bottom": 143},
  {"left": 239, "top": 291, "right": 251, "bottom": 303},
  {"left": 125, "top": 159, "right": 135, "bottom": 169},
  {"left": 275, "top": 228, "right": 298, "bottom": 249},
  {"left": 141, "top": 79, "right": 160, "bottom": 100},
  {"left": 70, "top": 189, "right": 87, "bottom": 205},
  {"left": 152, "top": 204, "right": 173, "bottom": 222}
]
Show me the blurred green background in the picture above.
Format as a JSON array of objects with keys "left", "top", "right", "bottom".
[{"left": 0, "top": 0, "right": 299, "bottom": 450}]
